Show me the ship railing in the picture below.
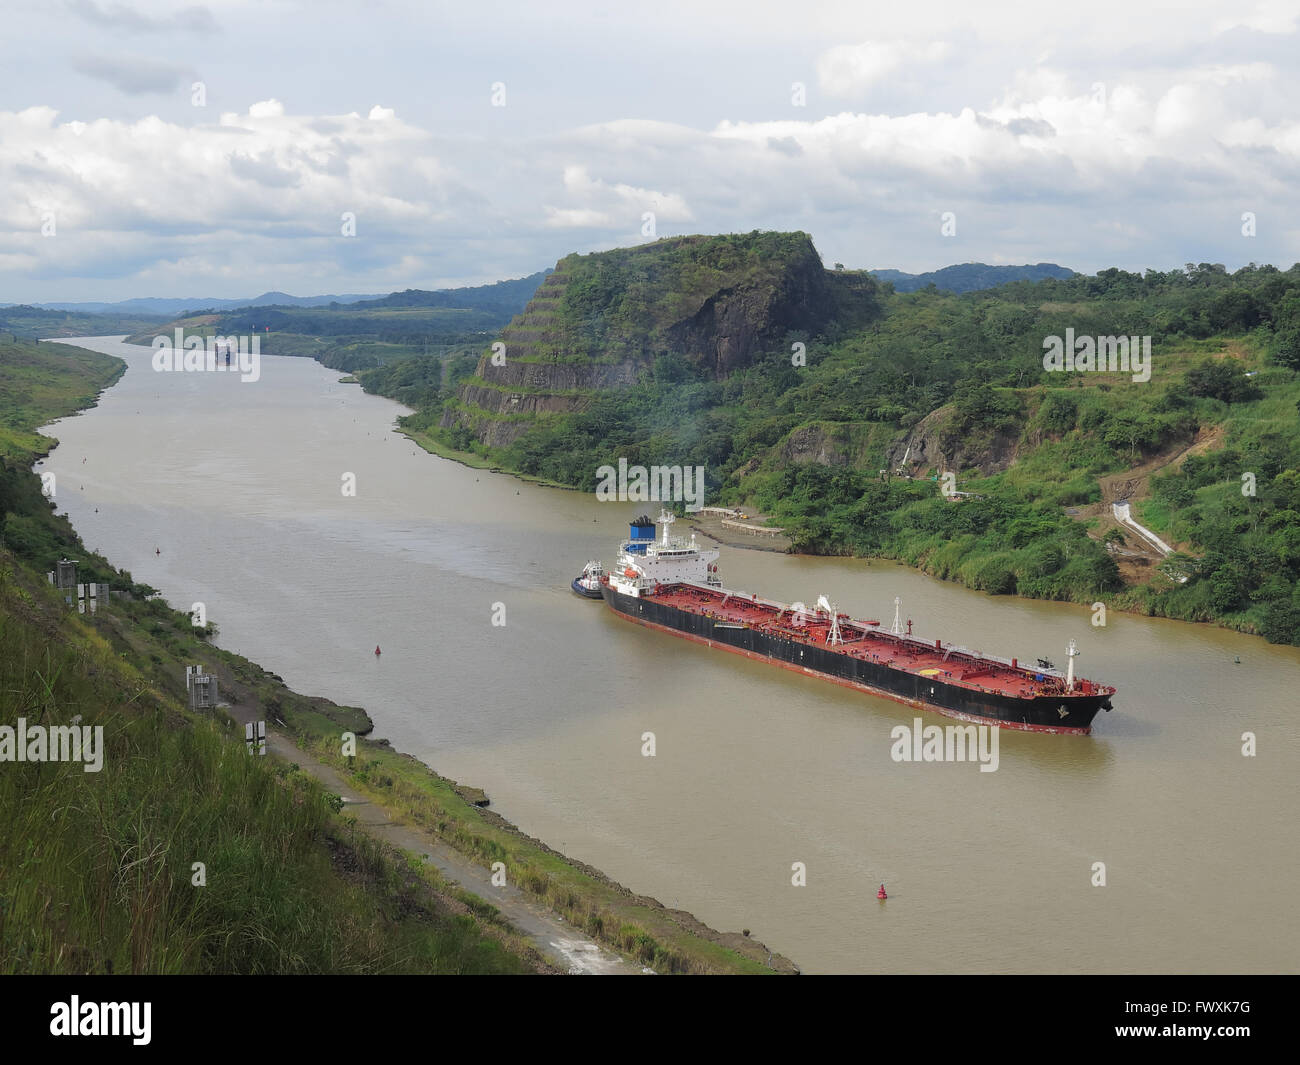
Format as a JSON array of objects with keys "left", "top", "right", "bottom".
[
  {"left": 682, "top": 582, "right": 834, "bottom": 615},
  {"left": 917, "top": 640, "right": 1030, "bottom": 673},
  {"left": 715, "top": 589, "right": 799, "bottom": 614}
]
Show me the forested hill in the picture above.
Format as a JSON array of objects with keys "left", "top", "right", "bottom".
[
  {"left": 361, "top": 232, "right": 1300, "bottom": 647},
  {"left": 438, "top": 232, "right": 878, "bottom": 447},
  {"left": 120, "top": 273, "right": 550, "bottom": 369},
  {"left": 6, "top": 275, "right": 547, "bottom": 343},
  {"left": 0, "top": 304, "right": 167, "bottom": 339},
  {"left": 869, "top": 262, "right": 1075, "bottom": 293},
  {"left": 346, "top": 271, "right": 549, "bottom": 313}
]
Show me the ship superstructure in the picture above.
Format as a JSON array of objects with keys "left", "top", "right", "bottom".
[{"left": 607, "top": 510, "right": 722, "bottom": 595}]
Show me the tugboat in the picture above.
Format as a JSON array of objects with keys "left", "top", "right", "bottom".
[{"left": 570, "top": 559, "right": 606, "bottom": 599}]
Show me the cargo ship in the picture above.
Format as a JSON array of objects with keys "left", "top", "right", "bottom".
[{"left": 581, "top": 511, "right": 1115, "bottom": 734}]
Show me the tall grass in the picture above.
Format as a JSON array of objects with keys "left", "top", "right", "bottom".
[{"left": 0, "top": 557, "right": 528, "bottom": 974}]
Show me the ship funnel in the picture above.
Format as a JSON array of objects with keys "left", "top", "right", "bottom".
[{"left": 628, "top": 514, "right": 655, "bottom": 555}]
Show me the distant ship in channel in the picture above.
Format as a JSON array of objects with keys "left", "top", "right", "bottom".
[{"left": 573, "top": 511, "right": 1115, "bottom": 734}]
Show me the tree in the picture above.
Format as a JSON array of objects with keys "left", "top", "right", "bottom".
[
  {"left": 1259, "top": 600, "right": 1300, "bottom": 645},
  {"left": 1185, "top": 360, "right": 1262, "bottom": 403},
  {"left": 1207, "top": 289, "right": 1262, "bottom": 332},
  {"left": 1037, "top": 392, "right": 1078, "bottom": 435},
  {"left": 1272, "top": 293, "right": 1300, "bottom": 370}
]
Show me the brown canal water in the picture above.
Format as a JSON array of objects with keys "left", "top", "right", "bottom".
[{"left": 38, "top": 337, "right": 1300, "bottom": 973}]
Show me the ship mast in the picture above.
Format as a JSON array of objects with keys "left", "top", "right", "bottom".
[
  {"left": 1065, "top": 639, "right": 1079, "bottom": 692},
  {"left": 890, "top": 596, "right": 903, "bottom": 636},
  {"left": 657, "top": 507, "right": 675, "bottom": 546},
  {"left": 816, "top": 595, "right": 842, "bottom": 646}
]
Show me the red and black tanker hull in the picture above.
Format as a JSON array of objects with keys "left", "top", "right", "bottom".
[{"left": 601, "top": 584, "right": 1110, "bottom": 734}]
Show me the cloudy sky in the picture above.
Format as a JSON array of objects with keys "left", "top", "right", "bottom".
[{"left": 2, "top": 0, "right": 1298, "bottom": 302}]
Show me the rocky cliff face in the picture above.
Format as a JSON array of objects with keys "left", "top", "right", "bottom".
[
  {"left": 442, "top": 232, "right": 841, "bottom": 448},
  {"left": 780, "top": 424, "right": 849, "bottom": 466},
  {"left": 662, "top": 241, "right": 834, "bottom": 379},
  {"left": 887, "top": 405, "right": 1020, "bottom": 477}
]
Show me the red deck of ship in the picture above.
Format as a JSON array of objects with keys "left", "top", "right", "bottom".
[{"left": 649, "top": 584, "right": 1113, "bottom": 700}]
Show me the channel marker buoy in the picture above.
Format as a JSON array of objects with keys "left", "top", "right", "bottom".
[{"left": 877, "top": 884, "right": 888, "bottom": 900}]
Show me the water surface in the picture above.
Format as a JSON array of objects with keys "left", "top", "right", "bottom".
[{"left": 38, "top": 336, "right": 1299, "bottom": 973}]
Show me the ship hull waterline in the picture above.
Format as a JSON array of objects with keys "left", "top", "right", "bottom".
[{"left": 601, "top": 584, "right": 1107, "bottom": 735}]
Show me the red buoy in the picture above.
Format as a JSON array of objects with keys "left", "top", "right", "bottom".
[
  {"left": 374, "top": 646, "right": 381, "bottom": 656},
  {"left": 877, "top": 884, "right": 888, "bottom": 900}
]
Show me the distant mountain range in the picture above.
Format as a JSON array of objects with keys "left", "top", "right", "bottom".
[
  {"left": 868, "top": 262, "right": 1075, "bottom": 293},
  {"left": 12, "top": 264, "right": 1064, "bottom": 317},
  {"left": 11, "top": 261, "right": 1068, "bottom": 331},
  {"left": 21, "top": 271, "right": 551, "bottom": 317},
  {"left": 345, "top": 271, "right": 550, "bottom": 315},
  {"left": 28, "top": 292, "right": 381, "bottom": 315}
]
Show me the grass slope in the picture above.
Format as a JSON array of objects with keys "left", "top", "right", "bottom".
[{"left": 0, "top": 339, "right": 534, "bottom": 974}]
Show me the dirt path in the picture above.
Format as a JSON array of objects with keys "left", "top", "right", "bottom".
[
  {"left": 225, "top": 702, "right": 640, "bottom": 975},
  {"left": 1067, "top": 425, "right": 1225, "bottom": 579},
  {"left": 1096, "top": 424, "right": 1225, "bottom": 505}
]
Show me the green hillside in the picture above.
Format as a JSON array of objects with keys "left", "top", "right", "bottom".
[
  {"left": 349, "top": 235, "right": 1300, "bottom": 646},
  {"left": 121, "top": 275, "right": 548, "bottom": 375},
  {"left": 869, "top": 262, "right": 1075, "bottom": 293},
  {"left": 0, "top": 306, "right": 167, "bottom": 340}
]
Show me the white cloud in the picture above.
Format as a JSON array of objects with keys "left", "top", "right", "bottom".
[
  {"left": 3, "top": 3, "right": 1300, "bottom": 300},
  {"left": 817, "top": 40, "right": 953, "bottom": 96},
  {"left": 543, "top": 164, "right": 693, "bottom": 230},
  {"left": 1213, "top": 1, "right": 1300, "bottom": 34},
  {"left": 543, "top": 206, "right": 612, "bottom": 229}
]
